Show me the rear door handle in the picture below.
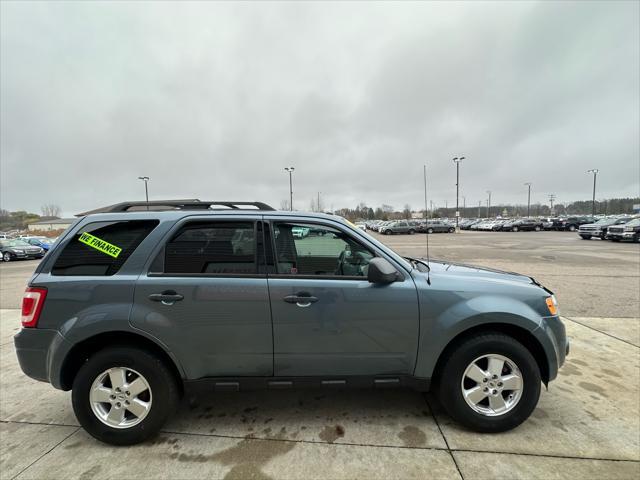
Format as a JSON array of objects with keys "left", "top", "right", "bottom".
[
  {"left": 283, "top": 293, "right": 318, "bottom": 307},
  {"left": 149, "top": 291, "right": 184, "bottom": 305}
]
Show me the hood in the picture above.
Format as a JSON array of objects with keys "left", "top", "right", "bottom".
[{"left": 422, "top": 259, "right": 538, "bottom": 286}]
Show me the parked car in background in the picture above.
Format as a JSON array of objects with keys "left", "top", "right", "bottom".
[
  {"left": 0, "top": 239, "right": 45, "bottom": 261},
  {"left": 578, "top": 217, "right": 629, "bottom": 240},
  {"left": 418, "top": 221, "right": 455, "bottom": 234},
  {"left": 552, "top": 216, "right": 593, "bottom": 231},
  {"left": 22, "top": 236, "right": 55, "bottom": 251},
  {"left": 541, "top": 218, "right": 556, "bottom": 230},
  {"left": 508, "top": 218, "right": 543, "bottom": 232},
  {"left": 606, "top": 217, "right": 640, "bottom": 242},
  {"left": 459, "top": 219, "right": 481, "bottom": 230},
  {"left": 354, "top": 222, "right": 367, "bottom": 231},
  {"left": 380, "top": 221, "right": 416, "bottom": 235}
]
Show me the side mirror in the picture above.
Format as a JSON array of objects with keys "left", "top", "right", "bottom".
[{"left": 368, "top": 257, "right": 400, "bottom": 284}]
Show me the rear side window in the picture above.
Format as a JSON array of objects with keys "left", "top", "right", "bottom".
[
  {"left": 52, "top": 220, "right": 159, "bottom": 276},
  {"left": 164, "top": 222, "right": 256, "bottom": 274}
]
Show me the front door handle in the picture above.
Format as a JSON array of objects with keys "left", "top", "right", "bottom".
[
  {"left": 149, "top": 291, "right": 184, "bottom": 306},
  {"left": 283, "top": 293, "right": 319, "bottom": 308}
]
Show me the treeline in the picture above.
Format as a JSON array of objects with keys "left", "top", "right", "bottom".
[
  {"left": 334, "top": 197, "right": 640, "bottom": 221},
  {"left": 0, "top": 210, "right": 42, "bottom": 231}
]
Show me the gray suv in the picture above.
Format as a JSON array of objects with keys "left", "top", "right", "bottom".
[{"left": 14, "top": 200, "right": 568, "bottom": 445}]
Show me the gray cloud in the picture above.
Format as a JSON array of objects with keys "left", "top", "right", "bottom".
[{"left": 1, "top": 1, "right": 638, "bottom": 216}]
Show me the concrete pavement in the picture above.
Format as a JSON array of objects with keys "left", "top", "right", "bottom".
[{"left": 1, "top": 309, "right": 638, "bottom": 479}]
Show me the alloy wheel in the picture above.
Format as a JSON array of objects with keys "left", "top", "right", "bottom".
[
  {"left": 89, "top": 367, "right": 152, "bottom": 429},
  {"left": 461, "top": 354, "right": 523, "bottom": 417}
]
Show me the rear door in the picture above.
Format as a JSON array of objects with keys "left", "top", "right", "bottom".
[
  {"left": 265, "top": 218, "right": 419, "bottom": 377},
  {"left": 131, "top": 217, "right": 273, "bottom": 379}
]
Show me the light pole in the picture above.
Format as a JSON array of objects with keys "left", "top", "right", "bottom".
[
  {"left": 478, "top": 200, "right": 481, "bottom": 218},
  {"left": 524, "top": 182, "right": 532, "bottom": 217},
  {"left": 587, "top": 169, "right": 599, "bottom": 216},
  {"left": 284, "top": 167, "right": 295, "bottom": 211},
  {"left": 486, "top": 190, "right": 492, "bottom": 218},
  {"left": 453, "top": 156, "right": 464, "bottom": 230},
  {"left": 137, "top": 176, "right": 150, "bottom": 210}
]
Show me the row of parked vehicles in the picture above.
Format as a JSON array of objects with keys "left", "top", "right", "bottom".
[
  {"left": 0, "top": 236, "right": 56, "bottom": 262},
  {"left": 364, "top": 220, "right": 455, "bottom": 234},
  {"left": 578, "top": 216, "right": 640, "bottom": 242}
]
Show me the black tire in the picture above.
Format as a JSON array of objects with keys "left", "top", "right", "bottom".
[
  {"left": 72, "top": 346, "right": 180, "bottom": 446},
  {"left": 2, "top": 252, "right": 10, "bottom": 262},
  {"left": 408, "top": 229, "right": 415, "bottom": 235},
  {"left": 611, "top": 238, "right": 620, "bottom": 242},
  {"left": 534, "top": 226, "right": 541, "bottom": 232},
  {"left": 568, "top": 225, "right": 576, "bottom": 232},
  {"left": 448, "top": 228, "right": 455, "bottom": 233},
  {"left": 580, "top": 235, "right": 591, "bottom": 240},
  {"left": 427, "top": 228, "right": 434, "bottom": 234},
  {"left": 436, "top": 333, "right": 541, "bottom": 433},
  {"left": 512, "top": 226, "right": 519, "bottom": 232},
  {"left": 634, "top": 234, "right": 639, "bottom": 243}
]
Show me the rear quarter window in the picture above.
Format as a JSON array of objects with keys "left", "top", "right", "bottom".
[{"left": 51, "top": 220, "right": 159, "bottom": 276}]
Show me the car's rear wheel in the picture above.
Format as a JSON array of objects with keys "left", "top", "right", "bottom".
[
  {"left": 512, "top": 226, "right": 519, "bottom": 232},
  {"left": 448, "top": 227, "right": 455, "bottom": 233},
  {"left": 437, "top": 333, "right": 541, "bottom": 432},
  {"left": 568, "top": 225, "right": 576, "bottom": 232},
  {"left": 72, "top": 346, "right": 180, "bottom": 446},
  {"left": 2, "top": 252, "right": 10, "bottom": 262},
  {"left": 534, "top": 226, "right": 541, "bottom": 231},
  {"left": 427, "top": 228, "right": 434, "bottom": 234},
  {"left": 408, "top": 229, "right": 415, "bottom": 235}
]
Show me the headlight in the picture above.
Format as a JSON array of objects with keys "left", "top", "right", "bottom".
[
  {"left": 624, "top": 226, "right": 634, "bottom": 231},
  {"left": 545, "top": 295, "right": 559, "bottom": 316}
]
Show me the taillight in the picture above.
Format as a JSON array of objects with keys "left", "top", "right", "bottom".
[{"left": 21, "top": 287, "right": 47, "bottom": 328}]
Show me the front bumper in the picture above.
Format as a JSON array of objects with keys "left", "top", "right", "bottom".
[
  {"left": 608, "top": 232, "right": 635, "bottom": 240},
  {"left": 536, "top": 315, "right": 569, "bottom": 382}
]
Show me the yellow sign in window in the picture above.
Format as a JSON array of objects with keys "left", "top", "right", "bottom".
[{"left": 78, "top": 232, "right": 122, "bottom": 258}]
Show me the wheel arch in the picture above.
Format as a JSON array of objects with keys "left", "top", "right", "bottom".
[
  {"left": 58, "top": 330, "right": 184, "bottom": 392},
  {"left": 430, "top": 323, "right": 550, "bottom": 387}
]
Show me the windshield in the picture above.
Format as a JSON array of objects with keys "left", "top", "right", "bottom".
[{"left": 625, "top": 218, "right": 640, "bottom": 227}]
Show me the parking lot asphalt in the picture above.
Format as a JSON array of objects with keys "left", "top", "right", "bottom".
[{"left": 1, "top": 231, "right": 639, "bottom": 479}]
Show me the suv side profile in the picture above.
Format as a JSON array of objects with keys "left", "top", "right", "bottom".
[
  {"left": 381, "top": 221, "right": 415, "bottom": 235},
  {"left": 15, "top": 200, "right": 568, "bottom": 446}
]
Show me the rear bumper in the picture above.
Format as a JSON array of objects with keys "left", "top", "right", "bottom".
[{"left": 14, "top": 328, "right": 66, "bottom": 387}]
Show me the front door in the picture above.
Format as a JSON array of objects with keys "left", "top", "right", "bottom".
[
  {"left": 265, "top": 219, "right": 419, "bottom": 377},
  {"left": 131, "top": 218, "right": 273, "bottom": 379}
]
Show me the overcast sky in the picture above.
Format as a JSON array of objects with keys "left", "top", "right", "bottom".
[{"left": 1, "top": 1, "right": 638, "bottom": 216}]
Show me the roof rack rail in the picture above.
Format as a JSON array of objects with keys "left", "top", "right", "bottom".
[{"left": 76, "top": 200, "right": 275, "bottom": 216}]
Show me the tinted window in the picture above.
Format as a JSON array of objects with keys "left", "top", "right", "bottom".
[
  {"left": 52, "top": 220, "right": 159, "bottom": 276},
  {"left": 272, "top": 222, "right": 373, "bottom": 277},
  {"left": 164, "top": 222, "right": 256, "bottom": 274}
]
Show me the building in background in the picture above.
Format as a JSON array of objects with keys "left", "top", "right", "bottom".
[{"left": 27, "top": 218, "right": 75, "bottom": 232}]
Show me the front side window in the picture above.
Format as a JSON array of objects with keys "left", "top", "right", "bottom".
[
  {"left": 52, "top": 220, "right": 159, "bottom": 276},
  {"left": 272, "top": 222, "right": 373, "bottom": 277},
  {"left": 164, "top": 221, "right": 256, "bottom": 275}
]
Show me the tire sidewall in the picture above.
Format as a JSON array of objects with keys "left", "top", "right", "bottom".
[
  {"left": 439, "top": 335, "right": 541, "bottom": 433},
  {"left": 72, "top": 347, "right": 179, "bottom": 446}
]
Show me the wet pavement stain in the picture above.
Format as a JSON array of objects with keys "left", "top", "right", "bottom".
[
  {"left": 211, "top": 431, "right": 295, "bottom": 480},
  {"left": 578, "top": 381, "right": 609, "bottom": 397},
  {"left": 318, "top": 424, "right": 345, "bottom": 443},
  {"left": 78, "top": 465, "right": 101, "bottom": 480},
  {"left": 561, "top": 363, "right": 582, "bottom": 376},
  {"left": 398, "top": 425, "right": 427, "bottom": 447}
]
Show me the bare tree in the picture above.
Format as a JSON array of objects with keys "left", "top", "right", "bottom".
[
  {"left": 403, "top": 204, "right": 412, "bottom": 219},
  {"left": 280, "top": 199, "right": 291, "bottom": 211},
  {"left": 41, "top": 204, "right": 62, "bottom": 218}
]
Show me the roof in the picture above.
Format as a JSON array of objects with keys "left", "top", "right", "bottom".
[
  {"left": 30, "top": 218, "right": 76, "bottom": 225},
  {"left": 75, "top": 200, "right": 274, "bottom": 216}
]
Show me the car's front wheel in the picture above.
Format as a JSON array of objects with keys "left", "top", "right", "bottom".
[
  {"left": 437, "top": 333, "right": 541, "bottom": 433},
  {"left": 2, "top": 252, "right": 10, "bottom": 262},
  {"left": 72, "top": 346, "right": 180, "bottom": 446}
]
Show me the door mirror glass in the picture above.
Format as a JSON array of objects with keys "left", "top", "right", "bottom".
[{"left": 367, "top": 257, "right": 399, "bottom": 283}]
